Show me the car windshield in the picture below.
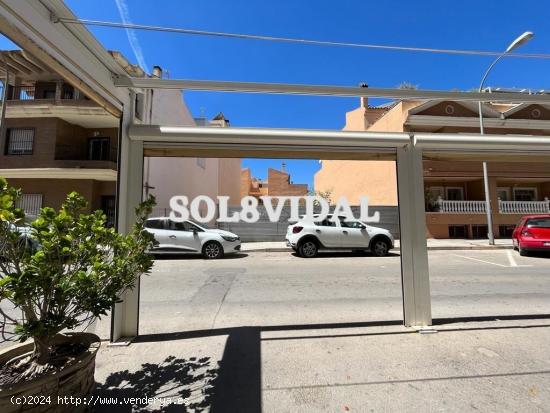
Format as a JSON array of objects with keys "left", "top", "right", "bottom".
[{"left": 526, "top": 218, "right": 550, "bottom": 228}]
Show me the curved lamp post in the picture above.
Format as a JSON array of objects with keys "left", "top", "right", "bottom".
[{"left": 478, "top": 31, "right": 534, "bottom": 245}]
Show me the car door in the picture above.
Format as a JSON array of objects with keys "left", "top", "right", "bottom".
[
  {"left": 313, "top": 218, "right": 342, "bottom": 248},
  {"left": 166, "top": 220, "right": 202, "bottom": 252},
  {"left": 339, "top": 218, "right": 370, "bottom": 248},
  {"left": 145, "top": 218, "right": 170, "bottom": 250}
]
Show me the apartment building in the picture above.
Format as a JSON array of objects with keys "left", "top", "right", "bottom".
[
  {"left": 0, "top": 50, "right": 242, "bottom": 226},
  {"left": 315, "top": 95, "right": 550, "bottom": 239},
  {"left": 0, "top": 49, "right": 120, "bottom": 224}
]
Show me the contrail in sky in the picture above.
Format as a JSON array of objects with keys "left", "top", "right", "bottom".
[{"left": 114, "top": 0, "right": 149, "bottom": 72}]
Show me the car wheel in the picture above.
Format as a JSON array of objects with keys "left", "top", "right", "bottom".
[
  {"left": 203, "top": 241, "right": 224, "bottom": 259},
  {"left": 299, "top": 240, "right": 318, "bottom": 258},
  {"left": 371, "top": 238, "right": 390, "bottom": 257}
]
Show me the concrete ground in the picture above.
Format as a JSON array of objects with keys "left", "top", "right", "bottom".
[
  {"left": 93, "top": 318, "right": 550, "bottom": 412},
  {"left": 88, "top": 248, "right": 550, "bottom": 411},
  {"left": 132, "top": 249, "right": 550, "bottom": 336}
]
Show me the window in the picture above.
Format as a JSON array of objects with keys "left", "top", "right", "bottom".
[
  {"left": 445, "top": 187, "right": 464, "bottom": 201},
  {"left": 472, "top": 225, "right": 488, "bottom": 239},
  {"left": 315, "top": 218, "right": 336, "bottom": 227},
  {"left": 497, "top": 187, "right": 511, "bottom": 201},
  {"left": 499, "top": 225, "right": 515, "bottom": 237},
  {"left": 16, "top": 194, "right": 42, "bottom": 217},
  {"left": 145, "top": 219, "right": 165, "bottom": 229},
  {"left": 513, "top": 187, "right": 537, "bottom": 201},
  {"left": 526, "top": 218, "right": 550, "bottom": 228},
  {"left": 168, "top": 220, "right": 203, "bottom": 232},
  {"left": 101, "top": 196, "right": 116, "bottom": 228},
  {"left": 427, "top": 186, "right": 444, "bottom": 200},
  {"left": 6, "top": 128, "right": 34, "bottom": 155},
  {"left": 339, "top": 219, "right": 365, "bottom": 229},
  {"left": 88, "top": 137, "right": 111, "bottom": 161},
  {"left": 448, "top": 225, "right": 467, "bottom": 239}
]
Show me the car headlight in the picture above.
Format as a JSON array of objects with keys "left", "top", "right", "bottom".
[{"left": 221, "top": 235, "right": 240, "bottom": 242}]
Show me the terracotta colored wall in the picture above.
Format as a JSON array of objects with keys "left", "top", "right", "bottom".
[
  {"left": 6, "top": 178, "right": 114, "bottom": 213},
  {"left": 267, "top": 168, "right": 308, "bottom": 197},
  {"left": 1, "top": 118, "right": 58, "bottom": 168}
]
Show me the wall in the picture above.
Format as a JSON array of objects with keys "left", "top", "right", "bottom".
[
  {"left": 218, "top": 158, "right": 242, "bottom": 205},
  {"left": 145, "top": 89, "right": 236, "bottom": 213},
  {"left": 218, "top": 205, "right": 400, "bottom": 242},
  {"left": 313, "top": 101, "right": 410, "bottom": 207},
  {"left": 267, "top": 168, "right": 308, "bottom": 197},
  {"left": 7, "top": 178, "right": 96, "bottom": 212},
  {"left": 0, "top": 118, "right": 58, "bottom": 168}
]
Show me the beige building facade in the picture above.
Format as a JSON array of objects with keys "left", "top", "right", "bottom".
[{"left": 315, "top": 96, "right": 550, "bottom": 239}]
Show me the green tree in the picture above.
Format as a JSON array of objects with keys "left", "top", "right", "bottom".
[{"left": 0, "top": 177, "right": 156, "bottom": 375}]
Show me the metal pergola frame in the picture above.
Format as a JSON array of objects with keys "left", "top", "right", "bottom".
[{"left": 3, "top": 0, "right": 550, "bottom": 344}]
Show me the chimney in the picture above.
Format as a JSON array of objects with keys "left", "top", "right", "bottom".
[
  {"left": 281, "top": 162, "right": 286, "bottom": 172},
  {"left": 152, "top": 66, "right": 163, "bottom": 78},
  {"left": 359, "top": 82, "right": 368, "bottom": 108}
]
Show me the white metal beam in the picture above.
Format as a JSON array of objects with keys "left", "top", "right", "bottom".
[
  {"left": 129, "top": 125, "right": 411, "bottom": 149},
  {"left": 397, "top": 145, "right": 432, "bottom": 327},
  {"left": 111, "top": 102, "right": 144, "bottom": 343},
  {"left": 115, "top": 77, "right": 550, "bottom": 104},
  {"left": 414, "top": 133, "right": 550, "bottom": 152}
]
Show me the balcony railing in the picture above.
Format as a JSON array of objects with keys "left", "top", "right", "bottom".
[
  {"left": 429, "top": 197, "right": 550, "bottom": 214},
  {"left": 435, "top": 198, "right": 487, "bottom": 214},
  {"left": 4, "top": 85, "right": 89, "bottom": 102},
  {"left": 498, "top": 198, "right": 550, "bottom": 214}
]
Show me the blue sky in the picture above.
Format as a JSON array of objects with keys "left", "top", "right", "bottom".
[{"left": 2, "top": 0, "right": 549, "bottom": 188}]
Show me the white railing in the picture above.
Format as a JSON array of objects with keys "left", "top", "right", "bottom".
[
  {"left": 498, "top": 198, "right": 550, "bottom": 214},
  {"left": 435, "top": 197, "right": 487, "bottom": 213}
]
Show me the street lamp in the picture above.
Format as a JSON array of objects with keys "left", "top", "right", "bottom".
[{"left": 478, "top": 31, "right": 534, "bottom": 245}]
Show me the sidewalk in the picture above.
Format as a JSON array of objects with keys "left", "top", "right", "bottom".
[
  {"left": 241, "top": 238, "right": 513, "bottom": 252},
  {"left": 93, "top": 317, "right": 550, "bottom": 412}
]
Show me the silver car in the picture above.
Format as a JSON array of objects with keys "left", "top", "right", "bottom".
[{"left": 144, "top": 217, "right": 241, "bottom": 259}]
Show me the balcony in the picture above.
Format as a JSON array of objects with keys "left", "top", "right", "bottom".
[
  {"left": 3, "top": 84, "right": 90, "bottom": 102},
  {"left": 498, "top": 198, "right": 550, "bottom": 214},
  {"left": 427, "top": 197, "right": 550, "bottom": 214},
  {"left": 54, "top": 142, "right": 117, "bottom": 171},
  {"left": 433, "top": 198, "right": 487, "bottom": 214}
]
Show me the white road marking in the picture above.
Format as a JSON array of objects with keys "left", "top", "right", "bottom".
[
  {"left": 453, "top": 252, "right": 532, "bottom": 268},
  {"left": 506, "top": 250, "right": 518, "bottom": 267},
  {"left": 452, "top": 254, "right": 508, "bottom": 267}
]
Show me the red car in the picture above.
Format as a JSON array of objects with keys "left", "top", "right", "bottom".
[{"left": 512, "top": 215, "right": 550, "bottom": 256}]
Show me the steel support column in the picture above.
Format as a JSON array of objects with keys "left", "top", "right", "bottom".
[{"left": 397, "top": 144, "right": 432, "bottom": 326}]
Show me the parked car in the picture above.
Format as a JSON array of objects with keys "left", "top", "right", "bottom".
[
  {"left": 1, "top": 223, "right": 37, "bottom": 258},
  {"left": 286, "top": 214, "right": 394, "bottom": 258},
  {"left": 144, "top": 217, "right": 241, "bottom": 259},
  {"left": 512, "top": 214, "right": 550, "bottom": 256}
]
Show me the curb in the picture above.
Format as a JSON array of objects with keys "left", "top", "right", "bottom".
[{"left": 241, "top": 245, "right": 514, "bottom": 253}]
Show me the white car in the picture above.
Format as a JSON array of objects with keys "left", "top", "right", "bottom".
[
  {"left": 144, "top": 218, "right": 241, "bottom": 259},
  {"left": 286, "top": 215, "right": 394, "bottom": 258}
]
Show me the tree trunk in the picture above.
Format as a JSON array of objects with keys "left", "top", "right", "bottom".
[{"left": 33, "top": 337, "right": 53, "bottom": 365}]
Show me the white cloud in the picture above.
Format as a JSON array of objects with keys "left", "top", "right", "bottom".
[{"left": 114, "top": 0, "right": 148, "bottom": 72}]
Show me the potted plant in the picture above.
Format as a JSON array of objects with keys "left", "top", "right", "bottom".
[{"left": 0, "top": 177, "right": 156, "bottom": 412}]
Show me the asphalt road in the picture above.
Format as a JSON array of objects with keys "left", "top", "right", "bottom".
[{"left": 138, "top": 249, "right": 550, "bottom": 336}]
